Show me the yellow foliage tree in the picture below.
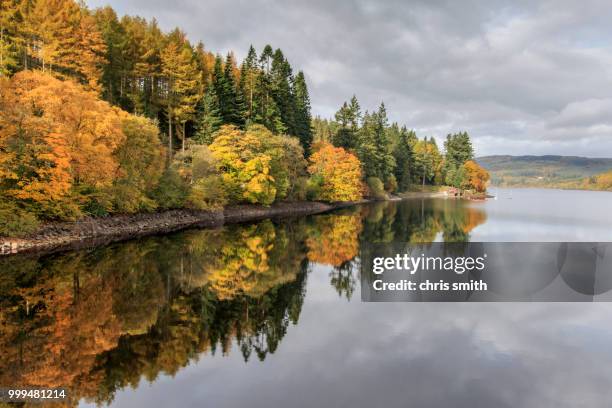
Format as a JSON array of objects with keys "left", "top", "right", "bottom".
[
  {"left": 308, "top": 142, "right": 363, "bottom": 202},
  {"left": 209, "top": 125, "right": 306, "bottom": 205}
]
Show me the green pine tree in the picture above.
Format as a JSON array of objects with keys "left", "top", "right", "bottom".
[
  {"left": 393, "top": 127, "right": 415, "bottom": 191},
  {"left": 270, "top": 48, "right": 296, "bottom": 134},
  {"left": 240, "top": 45, "right": 259, "bottom": 125},
  {"left": 193, "top": 87, "right": 222, "bottom": 145},
  {"left": 211, "top": 53, "right": 245, "bottom": 127},
  {"left": 332, "top": 95, "right": 361, "bottom": 150},
  {"left": 293, "top": 71, "right": 313, "bottom": 155}
]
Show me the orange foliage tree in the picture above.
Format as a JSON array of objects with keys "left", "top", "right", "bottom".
[
  {"left": 308, "top": 142, "right": 363, "bottom": 202},
  {"left": 0, "top": 71, "right": 163, "bottom": 219},
  {"left": 18, "top": 0, "right": 107, "bottom": 92},
  {"left": 462, "top": 160, "right": 490, "bottom": 193}
]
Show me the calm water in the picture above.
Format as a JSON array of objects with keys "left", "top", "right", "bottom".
[{"left": 2, "top": 188, "right": 612, "bottom": 408}]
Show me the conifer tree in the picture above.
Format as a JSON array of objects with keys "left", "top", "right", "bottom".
[
  {"left": 293, "top": 71, "right": 313, "bottom": 155},
  {"left": 270, "top": 48, "right": 296, "bottom": 134},
  {"left": 443, "top": 131, "right": 474, "bottom": 186},
  {"left": 0, "top": 0, "right": 19, "bottom": 76},
  {"left": 212, "top": 53, "right": 245, "bottom": 127},
  {"left": 393, "top": 127, "right": 415, "bottom": 191},
  {"left": 93, "top": 6, "right": 126, "bottom": 104},
  {"left": 240, "top": 45, "right": 259, "bottom": 124},
  {"left": 193, "top": 88, "right": 222, "bottom": 145},
  {"left": 223, "top": 52, "right": 246, "bottom": 126},
  {"left": 332, "top": 95, "right": 361, "bottom": 151},
  {"left": 372, "top": 102, "right": 395, "bottom": 182}
]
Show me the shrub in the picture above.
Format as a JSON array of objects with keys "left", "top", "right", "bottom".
[
  {"left": 171, "top": 145, "right": 230, "bottom": 210},
  {"left": 366, "top": 177, "right": 387, "bottom": 199},
  {"left": 187, "top": 175, "right": 228, "bottom": 210},
  {"left": 384, "top": 175, "right": 398, "bottom": 193},
  {"left": 0, "top": 202, "right": 40, "bottom": 237},
  {"left": 306, "top": 174, "right": 324, "bottom": 201},
  {"left": 110, "top": 182, "right": 158, "bottom": 213},
  {"left": 291, "top": 177, "right": 309, "bottom": 201},
  {"left": 152, "top": 167, "right": 189, "bottom": 209}
]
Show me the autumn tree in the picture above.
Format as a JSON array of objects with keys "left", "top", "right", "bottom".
[
  {"left": 111, "top": 115, "right": 165, "bottom": 213},
  {"left": 161, "top": 35, "right": 201, "bottom": 154},
  {"left": 307, "top": 143, "right": 363, "bottom": 202},
  {"left": 0, "top": 71, "right": 125, "bottom": 218},
  {"left": 209, "top": 125, "right": 276, "bottom": 205},
  {"left": 462, "top": 160, "right": 490, "bottom": 193},
  {"left": 209, "top": 125, "right": 307, "bottom": 205},
  {"left": 0, "top": 71, "right": 167, "bottom": 221},
  {"left": 595, "top": 170, "right": 612, "bottom": 190},
  {"left": 413, "top": 138, "right": 442, "bottom": 187},
  {"left": 171, "top": 144, "right": 227, "bottom": 210},
  {"left": 0, "top": 0, "right": 20, "bottom": 76},
  {"left": 16, "top": 0, "right": 107, "bottom": 92}
]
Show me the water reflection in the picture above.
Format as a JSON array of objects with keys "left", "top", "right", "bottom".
[{"left": 0, "top": 199, "right": 487, "bottom": 406}]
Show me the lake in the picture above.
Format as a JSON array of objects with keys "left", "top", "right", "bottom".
[{"left": 2, "top": 188, "right": 612, "bottom": 407}]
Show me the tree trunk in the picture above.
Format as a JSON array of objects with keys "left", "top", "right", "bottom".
[
  {"left": 250, "top": 78, "right": 253, "bottom": 120},
  {"left": 168, "top": 114, "right": 173, "bottom": 159},
  {"left": 182, "top": 123, "right": 186, "bottom": 152},
  {"left": 0, "top": 27, "right": 3, "bottom": 75}
]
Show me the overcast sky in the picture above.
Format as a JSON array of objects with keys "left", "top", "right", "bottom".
[{"left": 86, "top": 0, "right": 612, "bottom": 157}]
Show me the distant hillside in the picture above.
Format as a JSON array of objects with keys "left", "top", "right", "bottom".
[{"left": 476, "top": 155, "right": 612, "bottom": 187}]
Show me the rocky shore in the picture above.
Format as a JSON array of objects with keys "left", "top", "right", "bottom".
[{"left": 0, "top": 201, "right": 361, "bottom": 256}]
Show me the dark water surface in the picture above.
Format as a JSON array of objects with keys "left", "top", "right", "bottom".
[{"left": 2, "top": 188, "right": 612, "bottom": 407}]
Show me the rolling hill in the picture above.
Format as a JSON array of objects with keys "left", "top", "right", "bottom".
[{"left": 476, "top": 155, "right": 612, "bottom": 187}]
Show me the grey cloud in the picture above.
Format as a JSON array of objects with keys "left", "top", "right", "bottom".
[{"left": 86, "top": 0, "right": 612, "bottom": 157}]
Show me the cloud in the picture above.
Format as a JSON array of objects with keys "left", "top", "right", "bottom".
[{"left": 85, "top": 0, "right": 612, "bottom": 157}]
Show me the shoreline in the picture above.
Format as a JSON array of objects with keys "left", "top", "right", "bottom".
[
  {"left": 0, "top": 190, "right": 483, "bottom": 257},
  {"left": 0, "top": 200, "right": 365, "bottom": 256}
]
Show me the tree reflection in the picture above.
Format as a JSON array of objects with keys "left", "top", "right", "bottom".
[
  {"left": 0, "top": 198, "right": 488, "bottom": 405},
  {"left": 0, "top": 220, "right": 310, "bottom": 406}
]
